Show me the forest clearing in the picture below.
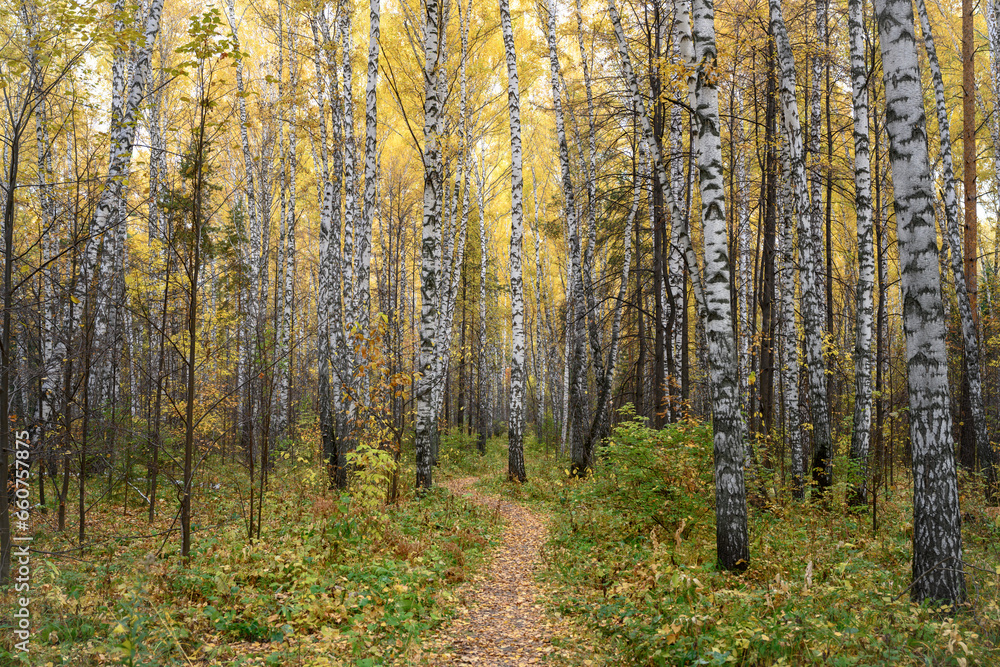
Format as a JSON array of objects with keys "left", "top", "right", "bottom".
[{"left": 4, "top": 0, "right": 1000, "bottom": 661}]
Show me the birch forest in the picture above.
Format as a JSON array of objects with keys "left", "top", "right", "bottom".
[{"left": 3, "top": 0, "right": 1000, "bottom": 661}]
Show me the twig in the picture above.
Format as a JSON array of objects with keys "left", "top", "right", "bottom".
[{"left": 891, "top": 556, "right": 959, "bottom": 602}]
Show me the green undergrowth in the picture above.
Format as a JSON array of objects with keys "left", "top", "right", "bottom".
[
  {"left": 435, "top": 429, "right": 509, "bottom": 482},
  {"left": 467, "top": 411, "right": 1000, "bottom": 666},
  {"left": 0, "top": 437, "right": 502, "bottom": 666}
]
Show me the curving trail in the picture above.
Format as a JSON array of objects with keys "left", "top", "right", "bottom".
[{"left": 412, "top": 477, "right": 602, "bottom": 666}]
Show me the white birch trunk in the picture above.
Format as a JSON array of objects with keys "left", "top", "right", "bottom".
[
  {"left": 310, "top": 16, "right": 336, "bottom": 475},
  {"left": 320, "top": 12, "right": 349, "bottom": 475},
  {"left": 500, "top": 0, "right": 526, "bottom": 482},
  {"left": 476, "top": 151, "right": 489, "bottom": 454},
  {"left": 605, "top": 154, "right": 642, "bottom": 404},
  {"left": 74, "top": 0, "right": 164, "bottom": 389},
  {"left": 875, "top": 0, "right": 965, "bottom": 604},
  {"left": 543, "top": 0, "right": 590, "bottom": 474},
  {"left": 271, "top": 9, "right": 294, "bottom": 440},
  {"left": 359, "top": 0, "right": 380, "bottom": 333},
  {"left": 847, "top": 0, "right": 875, "bottom": 505},
  {"left": 990, "top": 0, "right": 1000, "bottom": 255},
  {"left": 225, "top": 0, "right": 262, "bottom": 339},
  {"left": 778, "top": 149, "right": 803, "bottom": 499},
  {"left": 573, "top": 0, "right": 598, "bottom": 280},
  {"left": 691, "top": 0, "right": 749, "bottom": 570},
  {"left": 342, "top": 3, "right": 358, "bottom": 325},
  {"left": 667, "top": 98, "right": 686, "bottom": 394},
  {"left": 769, "top": 0, "right": 834, "bottom": 498},
  {"left": 429, "top": 177, "right": 468, "bottom": 421},
  {"left": 735, "top": 91, "right": 752, "bottom": 423},
  {"left": 609, "top": 0, "right": 745, "bottom": 567},
  {"left": 914, "top": 0, "right": 995, "bottom": 494},
  {"left": 809, "top": 0, "right": 828, "bottom": 324},
  {"left": 416, "top": 0, "right": 446, "bottom": 489},
  {"left": 21, "top": 0, "right": 60, "bottom": 438},
  {"left": 531, "top": 169, "right": 546, "bottom": 425}
]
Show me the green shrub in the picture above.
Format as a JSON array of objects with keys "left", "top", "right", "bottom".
[{"left": 540, "top": 412, "right": 999, "bottom": 666}]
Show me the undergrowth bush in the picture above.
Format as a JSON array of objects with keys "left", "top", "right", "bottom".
[
  {"left": 536, "top": 411, "right": 1000, "bottom": 666},
  {"left": 0, "top": 438, "right": 501, "bottom": 666}
]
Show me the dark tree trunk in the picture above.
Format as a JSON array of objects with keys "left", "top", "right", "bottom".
[
  {"left": 635, "top": 217, "right": 646, "bottom": 417},
  {"left": 825, "top": 49, "right": 835, "bottom": 425},
  {"left": 650, "top": 18, "right": 666, "bottom": 428},
  {"left": 759, "top": 39, "right": 778, "bottom": 439},
  {"left": 960, "top": 0, "right": 979, "bottom": 472},
  {"left": 459, "top": 262, "right": 467, "bottom": 432}
]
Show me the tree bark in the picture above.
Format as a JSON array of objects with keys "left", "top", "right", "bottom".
[
  {"left": 691, "top": 0, "right": 749, "bottom": 570},
  {"left": 778, "top": 147, "right": 803, "bottom": 499},
  {"left": 769, "top": 0, "right": 834, "bottom": 499},
  {"left": 876, "top": 0, "right": 966, "bottom": 604},
  {"left": 847, "top": 0, "right": 875, "bottom": 507},
  {"left": 500, "top": 0, "right": 526, "bottom": 482},
  {"left": 914, "top": 0, "right": 996, "bottom": 497},
  {"left": 416, "top": 0, "right": 446, "bottom": 490},
  {"left": 359, "top": 0, "right": 380, "bottom": 336},
  {"left": 476, "top": 152, "right": 488, "bottom": 456},
  {"left": 543, "top": 0, "right": 590, "bottom": 475}
]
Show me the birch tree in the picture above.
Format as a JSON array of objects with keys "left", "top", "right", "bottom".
[
  {"left": 989, "top": 0, "right": 1000, "bottom": 249},
  {"left": 914, "top": 0, "right": 996, "bottom": 498},
  {"left": 609, "top": 0, "right": 744, "bottom": 570},
  {"left": 690, "top": 0, "right": 748, "bottom": 570},
  {"left": 476, "top": 150, "right": 489, "bottom": 455},
  {"left": 416, "top": 0, "right": 446, "bottom": 490},
  {"left": 70, "top": 0, "right": 164, "bottom": 436},
  {"left": 499, "top": 0, "right": 526, "bottom": 482},
  {"left": 876, "top": 0, "right": 965, "bottom": 604},
  {"left": 769, "top": 0, "right": 833, "bottom": 499},
  {"left": 809, "top": 0, "right": 828, "bottom": 330},
  {"left": 360, "top": 0, "right": 381, "bottom": 333},
  {"left": 542, "top": 0, "right": 589, "bottom": 475},
  {"left": 589, "top": 19, "right": 651, "bottom": 448},
  {"left": 847, "top": 0, "right": 875, "bottom": 506},
  {"left": 224, "top": 0, "right": 265, "bottom": 460},
  {"left": 778, "top": 148, "right": 803, "bottom": 499},
  {"left": 275, "top": 18, "right": 298, "bottom": 439},
  {"left": 318, "top": 9, "right": 350, "bottom": 488},
  {"left": 309, "top": 14, "right": 335, "bottom": 480},
  {"left": 531, "top": 175, "right": 550, "bottom": 432},
  {"left": 20, "top": 0, "right": 61, "bottom": 455}
]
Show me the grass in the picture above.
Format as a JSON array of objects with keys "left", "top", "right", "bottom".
[
  {"left": 0, "top": 432, "right": 503, "bottom": 666},
  {"left": 461, "top": 411, "right": 1000, "bottom": 666},
  {"left": 8, "top": 415, "right": 1000, "bottom": 666}
]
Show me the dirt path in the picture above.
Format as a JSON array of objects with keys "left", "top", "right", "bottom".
[{"left": 411, "top": 477, "right": 602, "bottom": 666}]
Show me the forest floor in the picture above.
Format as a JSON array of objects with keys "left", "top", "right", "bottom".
[
  {"left": 410, "top": 476, "right": 604, "bottom": 666},
  {"left": 0, "top": 431, "right": 612, "bottom": 667},
  {"left": 485, "top": 416, "right": 1000, "bottom": 665},
  {"left": 6, "top": 421, "right": 1000, "bottom": 666}
]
